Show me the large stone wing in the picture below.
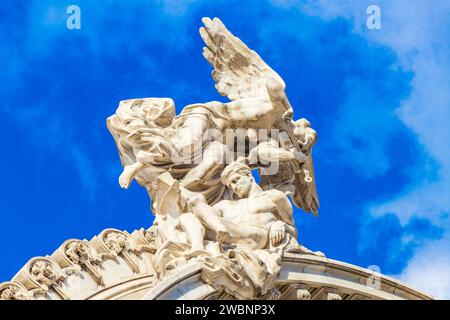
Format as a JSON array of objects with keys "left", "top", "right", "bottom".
[{"left": 200, "top": 17, "right": 285, "bottom": 101}]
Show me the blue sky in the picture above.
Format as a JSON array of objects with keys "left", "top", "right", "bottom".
[{"left": 1, "top": 0, "right": 449, "bottom": 298}]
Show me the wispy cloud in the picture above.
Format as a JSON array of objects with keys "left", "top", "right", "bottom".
[
  {"left": 365, "top": 1, "right": 450, "bottom": 299},
  {"left": 398, "top": 236, "right": 450, "bottom": 299},
  {"left": 1, "top": 0, "right": 448, "bottom": 296},
  {"left": 0, "top": 0, "right": 202, "bottom": 198},
  {"left": 271, "top": 0, "right": 450, "bottom": 298}
]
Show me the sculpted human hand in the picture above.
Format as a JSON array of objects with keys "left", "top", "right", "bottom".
[{"left": 270, "top": 220, "right": 286, "bottom": 246}]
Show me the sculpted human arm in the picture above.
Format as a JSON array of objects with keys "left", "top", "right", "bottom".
[
  {"left": 225, "top": 97, "right": 274, "bottom": 123},
  {"left": 267, "top": 189, "right": 298, "bottom": 246},
  {"left": 268, "top": 190, "right": 295, "bottom": 227},
  {"left": 248, "top": 140, "right": 307, "bottom": 167}
]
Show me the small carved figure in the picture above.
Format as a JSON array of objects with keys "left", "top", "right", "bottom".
[{"left": 0, "top": 284, "right": 27, "bottom": 300}]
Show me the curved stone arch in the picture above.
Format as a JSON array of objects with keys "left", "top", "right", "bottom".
[
  {"left": 91, "top": 228, "right": 140, "bottom": 274},
  {"left": 0, "top": 281, "right": 37, "bottom": 300},
  {"left": 52, "top": 239, "right": 104, "bottom": 286},
  {"left": 136, "top": 256, "right": 433, "bottom": 300},
  {"left": 276, "top": 254, "right": 432, "bottom": 300}
]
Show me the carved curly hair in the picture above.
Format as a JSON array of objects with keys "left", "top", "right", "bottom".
[{"left": 220, "top": 161, "right": 252, "bottom": 187}]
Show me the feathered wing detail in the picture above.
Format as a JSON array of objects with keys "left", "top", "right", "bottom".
[
  {"left": 199, "top": 17, "right": 285, "bottom": 101},
  {"left": 200, "top": 17, "right": 319, "bottom": 215}
]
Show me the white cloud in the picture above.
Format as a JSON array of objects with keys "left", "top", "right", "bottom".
[
  {"left": 397, "top": 237, "right": 450, "bottom": 299},
  {"left": 0, "top": 0, "right": 199, "bottom": 198},
  {"left": 362, "top": 3, "right": 450, "bottom": 299},
  {"left": 271, "top": 0, "right": 450, "bottom": 298},
  {"left": 158, "top": 0, "right": 200, "bottom": 15}
]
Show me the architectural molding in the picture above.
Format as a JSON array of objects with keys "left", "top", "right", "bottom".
[{"left": 0, "top": 228, "right": 433, "bottom": 300}]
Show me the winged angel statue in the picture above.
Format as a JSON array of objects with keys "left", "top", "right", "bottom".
[{"left": 107, "top": 18, "right": 321, "bottom": 299}]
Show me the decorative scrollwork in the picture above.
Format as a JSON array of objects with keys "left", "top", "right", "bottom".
[
  {"left": 65, "top": 240, "right": 101, "bottom": 266},
  {"left": 0, "top": 282, "right": 29, "bottom": 300},
  {"left": 103, "top": 230, "right": 137, "bottom": 256},
  {"left": 62, "top": 240, "right": 104, "bottom": 286},
  {"left": 99, "top": 229, "right": 140, "bottom": 273},
  {"left": 27, "top": 258, "right": 78, "bottom": 300}
]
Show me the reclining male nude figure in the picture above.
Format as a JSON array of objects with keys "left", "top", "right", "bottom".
[{"left": 177, "top": 160, "right": 299, "bottom": 252}]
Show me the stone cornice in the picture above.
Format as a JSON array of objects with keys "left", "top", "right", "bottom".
[{"left": 0, "top": 228, "right": 433, "bottom": 300}]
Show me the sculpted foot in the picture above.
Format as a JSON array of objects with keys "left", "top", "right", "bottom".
[
  {"left": 118, "top": 163, "right": 141, "bottom": 189},
  {"left": 118, "top": 170, "right": 133, "bottom": 189}
]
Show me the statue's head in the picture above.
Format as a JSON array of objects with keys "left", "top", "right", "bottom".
[
  {"left": 221, "top": 161, "right": 253, "bottom": 198},
  {"left": 117, "top": 98, "right": 175, "bottom": 128},
  {"left": 293, "top": 118, "right": 317, "bottom": 154}
]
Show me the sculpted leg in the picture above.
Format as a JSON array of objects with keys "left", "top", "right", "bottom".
[
  {"left": 119, "top": 162, "right": 144, "bottom": 189},
  {"left": 179, "top": 213, "right": 206, "bottom": 251},
  {"left": 188, "top": 197, "right": 231, "bottom": 243}
]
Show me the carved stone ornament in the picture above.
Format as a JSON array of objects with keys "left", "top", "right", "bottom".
[
  {"left": 91, "top": 229, "right": 140, "bottom": 274},
  {"left": 0, "top": 281, "right": 45, "bottom": 300},
  {"left": 53, "top": 239, "right": 105, "bottom": 286},
  {"left": 26, "top": 257, "right": 78, "bottom": 299},
  {"left": 104, "top": 17, "right": 323, "bottom": 299},
  {"left": 0, "top": 17, "right": 434, "bottom": 301}
]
